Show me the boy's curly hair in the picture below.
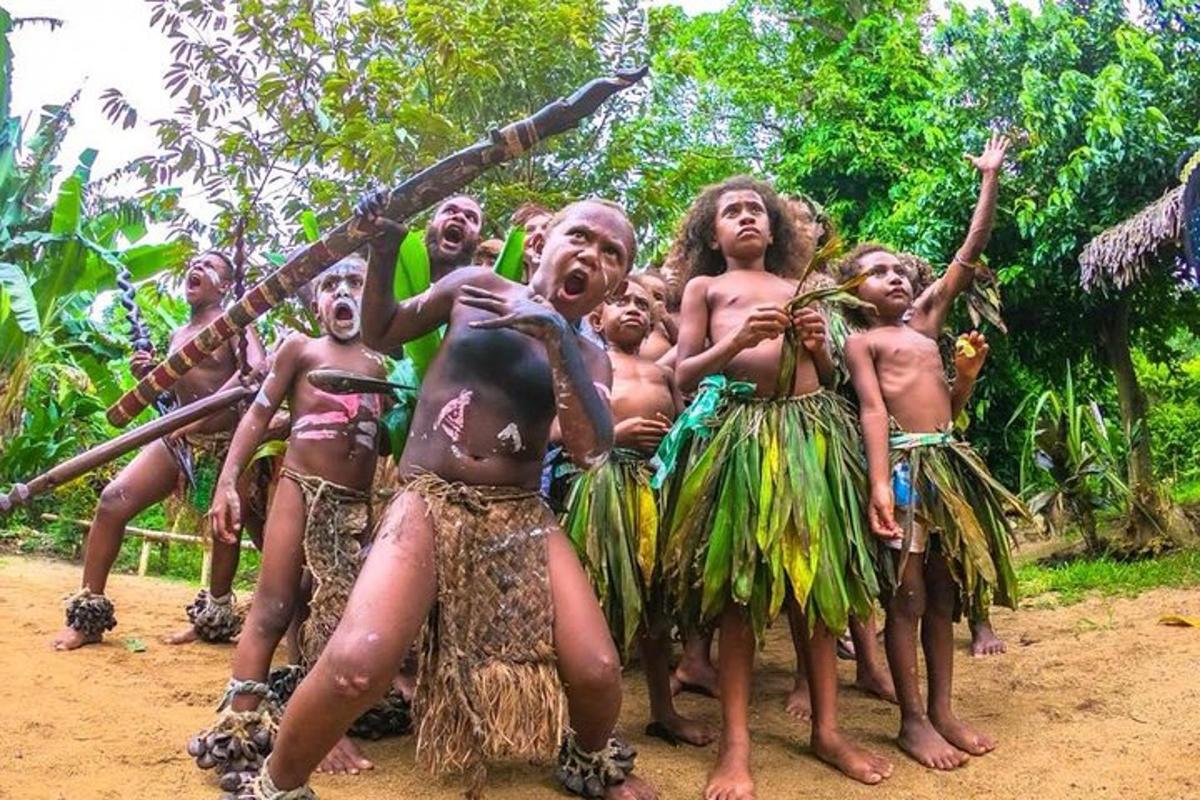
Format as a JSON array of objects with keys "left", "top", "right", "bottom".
[{"left": 675, "top": 176, "right": 809, "bottom": 283}]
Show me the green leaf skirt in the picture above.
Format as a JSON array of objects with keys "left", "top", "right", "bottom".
[
  {"left": 562, "top": 449, "right": 659, "bottom": 660},
  {"left": 661, "top": 389, "right": 878, "bottom": 641},
  {"left": 888, "top": 431, "right": 1026, "bottom": 618}
]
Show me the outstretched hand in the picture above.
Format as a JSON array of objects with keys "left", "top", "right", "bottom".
[
  {"left": 354, "top": 188, "right": 408, "bottom": 249},
  {"left": 461, "top": 285, "right": 567, "bottom": 342},
  {"left": 966, "top": 133, "right": 1009, "bottom": 175}
]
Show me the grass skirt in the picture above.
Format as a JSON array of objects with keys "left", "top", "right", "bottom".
[
  {"left": 561, "top": 448, "right": 658, "bottom": 660},
  {"left": 661, "top": 379, "right": 878, "bottom": 640},
  {"left": 402, "top": 472, "right": 565, "bottom": 793},
  {"left": 888, "top": 430, "right": 1025, "bottom": 617}
]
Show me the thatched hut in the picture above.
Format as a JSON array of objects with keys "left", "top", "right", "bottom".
[{"left": 1076, "top": 153, "right": 1199, "bottom": 546}]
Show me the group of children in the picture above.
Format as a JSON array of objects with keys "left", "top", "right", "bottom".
[{"left": 50, "top": 134, "right": 1028, "bottom": 800}]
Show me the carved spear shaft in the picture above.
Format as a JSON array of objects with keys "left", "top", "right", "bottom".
[
  {"left": 0, "top": 384, "right": 256, "bottom": 514},
  {"left": 106, "top": 66, "right": 649, "bottom": 427}
]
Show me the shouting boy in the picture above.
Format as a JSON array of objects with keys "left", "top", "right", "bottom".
[
  {"left": 842, "top": 135, "right": 1026, "bottom": 771},
  {"left": 52, "top": 251, "right": 267, "bottom": 651},
  {"left": 199, "top": 255, "right": 389, "bottom": 782},
  {"left": 246, "top": 195, "right": 656, "bottom": 800},
  {"left": 666, "top": 176, "right": 889, "bottom": 798}
]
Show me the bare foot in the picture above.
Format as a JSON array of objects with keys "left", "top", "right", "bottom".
[
  {"left": 704, "top": 743, "right": 754, "bottom": 800},
  {"left": 836, "top": 633, "right": 856, "bottom": 661},
  {"left": 316, "top": 736, "right": 374, "bottom": 775},
  {"left": 783, "top": 678, "right": 811, "bottom": 720},
  {"left": 161, "top": 625, "right": 198, "bottom": 646},
  {"left": 930, "top": 710, "right": 997, "bottom": 756},
  {"left": 854, "top": 662, "right": 898, "bottom": 704},
  {"left": 812, "top": 728, "right": 893, "bottom": 785},
  {"left": 51, "top": 627, "right": 100, "bottom": 651},
  {"left": 898, "top": 716, "right": 969, "bottom": 770},
  {"left": 605, "top": 775, "right": 657, "bottom": 800},
  {"left": 645, "top": 713, "right": 717, "bottom": 747},
  {"left": 969, "top": 621, "right": 1007, "bottom": 657},
  {"left": 671, "top": 661, "right": 719, "bottom": 699}
]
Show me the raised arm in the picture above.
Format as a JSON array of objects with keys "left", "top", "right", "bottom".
[
  {"left": 912, "top": 134, "right": 1008, "bottom": 337},
  {"left": 209, "top": 335, "right": 304, "bottom": 543},
  {"left": 845, "top": 334, "right": 901, "bottom": 540},
  {"left": 674, "top": 277, "right": 789, "bottom": 394}
]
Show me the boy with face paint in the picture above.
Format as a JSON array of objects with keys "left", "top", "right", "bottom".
[
  {"left": 425, "top": 194, "right": 484, "bottom": 281},
  {"left": 666, "top": 176, "right": 891, "bottom": 798},
  {"left": 559, "top": 276, "right": 714, "bottom": 749},
  {"left": 841, "top": 135, "right": 1024, "bottom": 771},
  {"left": 51, "top": 250, "right": 268, "bottom": 652},
  {"left": 202, "top": 255, "right": 391, "bottom": 780},
  {"left": 245, "top": 194, "right": 656, "bottom": 800}
]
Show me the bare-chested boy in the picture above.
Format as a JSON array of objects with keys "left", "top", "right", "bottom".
[
  {"left": 198, "top": 255, "right": 388, "bottom": 783},
  {"left": 561, "top": 275, "right": 714, "bottom": 749},
  {"left": 51, "top": 251, "right": 267, "bottom": 651},
  {"left": 666, "top": 176, "right": 890, "bottom": 799},
  {"left": 246, "top": 196, "right": 655, "bottom": 800},
  {"left": 426, "top": 195, "right": 485, "bottom": 281},
  {"left": 842, "top": 135, "right": 1025, "bottom": 771}
]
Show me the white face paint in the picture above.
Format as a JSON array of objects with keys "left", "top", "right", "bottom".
[
  {"left": 497, "top": 422, "right": 523, "bottom": 453},
  {"left": 434, "top": 389, "right": 472, "bottom": 443},
  {"left": 327, "top": 297, "right": 362, "bottom": 342}
]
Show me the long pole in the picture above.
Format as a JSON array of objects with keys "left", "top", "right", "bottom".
[
  {"left": 107, "top": 66, "right": 649, "bottom": 427},
  {"left": 1, "top": 384, "right": 256, "bottom": 513}
]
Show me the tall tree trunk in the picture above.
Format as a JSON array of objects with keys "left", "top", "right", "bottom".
[{"left": 1098, "top": 294, "right": 1192, "bottom": 550}]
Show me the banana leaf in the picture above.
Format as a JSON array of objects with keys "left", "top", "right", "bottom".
[
  {"left": 775, "top": 273, "right": 874, "bottom": 397},
  {"left": 493, "top": 226, "right": 526, "bottom": 282},
  {"left": 393, "top": 230, "right": 441, "bottom": 378}
]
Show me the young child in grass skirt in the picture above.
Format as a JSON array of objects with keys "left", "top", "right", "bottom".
[
  {"left": 560, "top": 276, "right": 714, "bottom": 748},
  {"left": 245, "top": 197, "right": 656, "bottom": 800},
  {"left": 841, "top": 134, "right": 1031, "bottom": 772},
  {"left": 193, "top": 256, "right": 408, "bottom": 791},
  {"left": 664, "top": 176, "right": 896, "bottom": 796}
]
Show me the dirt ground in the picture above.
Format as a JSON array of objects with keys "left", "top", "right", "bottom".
[{"left": 1, "top": 556, "right": 1198, "bottom": 800}]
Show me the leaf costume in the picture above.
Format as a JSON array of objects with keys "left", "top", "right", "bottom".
[
  {"left": 561, "top": 448, "right": 660, "bottom": 660},
  {"left": 658, "top": 376, "right": 878, "bottom": 641},
  {"left": 886, "top": 429, "right": 1027, "bottom": 618}
]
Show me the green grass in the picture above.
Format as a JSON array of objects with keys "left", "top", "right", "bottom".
[
  {"left": 1173, "top": 478, "right": 1200, "bottom": 506},
  {"left": 1017, "top": 548, "right": 1200, "bottom": 606}
]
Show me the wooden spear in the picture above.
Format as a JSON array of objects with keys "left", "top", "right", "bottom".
[
  {"left": 106, "top": 66, "right": 649, "bottom": 427},
  {"left": 0, "top": 384, "right": 256, "bottom": 514}
]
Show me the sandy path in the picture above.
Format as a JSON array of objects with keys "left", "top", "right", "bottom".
[{"left": 1, "top": 555, "right": 1198, "bottom": 800}]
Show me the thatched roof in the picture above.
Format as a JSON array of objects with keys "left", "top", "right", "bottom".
[{"left": 1079, "top": 184, "right": 1183, "bottom": 292}]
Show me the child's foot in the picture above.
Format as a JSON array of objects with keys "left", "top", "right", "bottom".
[
  {"left": 605, "top": 775, "right": 657, "bottom": 800},
  {"left": 704, "top": 744, "right": 755, "bottom": 800},
  {"left": 161, "top": 625, "right": 198, "bottom": 645},
  {"left": 812, "top": 728, "right": 894, "bottom": 785},
  {"left": 644, "top": 713, "right": 716, "bottom": 747},
  {"left": 969, "top": 621, "right": 1006, "bottom": 657},
  {"left": 671, "top": 661, "right": 719, "bottom": 698},
  {"left": 316, "top": 736, "right": 374, "bottom": 775},
  {"left": 836, "top": 632, "right": 856, "bottom": 661},
  {"left": 783, "top": 679, "right": 812, "bottom": 719},
  {"left": 930, "top": 710, "right": 997, "bottom": 756},
  {"left": 51, "top": 627, "right": 100, "bottom": 651},
  {"left": 854, "top": 663, "right": 898, "bottom": 704},
  {"left": 898, "top": 717, "right": 969, "bottom": 770}
]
